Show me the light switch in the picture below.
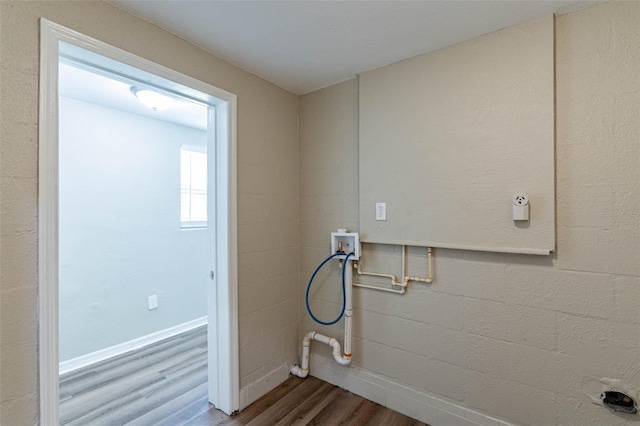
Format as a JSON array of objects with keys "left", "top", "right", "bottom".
[{"left": 376, "top": 202, "right": 386, "bottom": 221}]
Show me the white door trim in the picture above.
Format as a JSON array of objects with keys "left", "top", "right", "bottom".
[{"left": 38, "top": 19, "right": 239, "bottom": 424}]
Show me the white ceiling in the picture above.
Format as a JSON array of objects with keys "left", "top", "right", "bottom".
[
  {"left": 59, "top": 62, "right": 208, "bottom": 130},
  {"left": 106, "top": 0, "right": 602, "bottom": 95}
]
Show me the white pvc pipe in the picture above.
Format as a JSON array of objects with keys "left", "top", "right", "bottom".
[
  {"left": 403, "top": 247, "right": 433, "bottom": 284},
  {"left": 404, "top": 275, "right": 432, "bottom": 283},
  {"left": 353, "top": 282, "right": 406, "bottom": 294},
  {"left": 354, "top": 245, "right": 407, "bottom": 288},
  {"left": 343, "top": 261, "right": 353, "bottom": 361},
  {"left": 355, "top": 266, "right": 401, "bottom": 282},
  {"left": 352, "top": 245, "right": 434, "bottom": 291},
  {"left": 292, "top": 246, "right": 434, "bottom": 378},
  {"left": 290, "top": 332, "right": 314, "bottom": 378},
  {"left": 354, "top": 259, "right": 405, "bottom": 288},
  {"left": 291, "top": 259, "right": 354, "bottom": 379},
  {"left": 402, "top": 245, "right": 406, "bottom": 280}
]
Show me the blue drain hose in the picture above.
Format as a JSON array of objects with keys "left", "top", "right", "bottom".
[{"left": 305, "top": 252, "right": 355, "bottom": 326}]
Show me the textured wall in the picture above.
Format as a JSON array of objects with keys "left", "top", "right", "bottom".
[
  {"left": 0, "top": 1, "right": 298, "bottom": 424},
  {"left": 359, "top": 15, "right": 554, "bottom": 254},
  {"left": 299, "top": 2, "right": 639, "bottom": 425},
  {"left": 298, "top": 79, "right": 360, "bottom": 372}
]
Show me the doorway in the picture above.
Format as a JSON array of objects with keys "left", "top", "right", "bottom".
[{"left": 38, "top": 19, "right": 239, "bottom": 425}]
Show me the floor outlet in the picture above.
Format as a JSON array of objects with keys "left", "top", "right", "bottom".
[{"left": 148, "top": 295, "right": 158, "bottom": 310}]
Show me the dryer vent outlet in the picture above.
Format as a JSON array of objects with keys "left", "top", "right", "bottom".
[{"left": 601, "top": 391, "right": 638, "bottom": 414}]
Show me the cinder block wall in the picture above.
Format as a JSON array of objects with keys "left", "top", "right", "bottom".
[
  {"left": 299, "top": 2, "right": 639, "bottom": 425},
  {"left": 0, "top": 1, "right": 299, "bottom": 424}
]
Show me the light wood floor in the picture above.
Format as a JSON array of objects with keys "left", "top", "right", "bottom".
[
  {"left": 60, "top": 326, "right": 427, "bottom": 425},
  {"left": 59, "top": 326, "right": 209, "bottom": 425}
]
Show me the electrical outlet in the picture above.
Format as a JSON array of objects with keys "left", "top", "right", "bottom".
[
  {"left": 513, "top": 194, "right": 529, "bottom": 206},
  {"left": 512, "top": 194, "right": 530, "bottom": 221},
  {"left": 148, "top": 295, "right": 158, "bottom": 310},
  {"left": 376, "top": 202, "right": 386, "bottom": 221}
]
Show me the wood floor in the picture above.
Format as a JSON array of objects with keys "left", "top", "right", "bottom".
[
  {"left": 60, "top": 326, "right": 427, "bottom": 425},
  {"left": 191, "top": 376, "right": 429, "bottom": 426},
  {"left": 59, "top": 326, "right": 209, "bottom": 425}
]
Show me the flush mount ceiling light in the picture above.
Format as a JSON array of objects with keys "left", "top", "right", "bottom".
[{"left": 130, "top": 87, "right": 176, "bottom": 111}]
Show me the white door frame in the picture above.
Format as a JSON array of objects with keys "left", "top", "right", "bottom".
[{"left": 38, "top": 19, "right": 239, "bottom": 424}]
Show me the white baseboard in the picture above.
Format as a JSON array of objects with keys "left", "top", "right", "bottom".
[
  {"left": 239, "top": 363, "right": 290, "bottom": 410},
  {"left": 309, "top": 353, "right": 513, "bottom": 426},
  {"left": 59, "top": 316, "right": 208, "bottom": 375}
]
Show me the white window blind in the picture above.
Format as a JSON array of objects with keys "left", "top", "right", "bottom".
[{"left": 180, "top": 146, "right": 207, "bottom": 228}]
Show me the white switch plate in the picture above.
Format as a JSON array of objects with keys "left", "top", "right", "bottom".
[
  {"left": 376, "top": 202, "right": 386, "bottom": 221},
  {"left": 148, "top": 295, "right": 158, "bottom": 310}
]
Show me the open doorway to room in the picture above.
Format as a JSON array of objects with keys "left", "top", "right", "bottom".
[
  {"left": 57, "top": 59, "right": 210, "bottom": 424},
  {"left": 38, "top": 20, "right": 239, "bottom": 425}
]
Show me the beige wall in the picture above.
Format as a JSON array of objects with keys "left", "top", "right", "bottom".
[
  {"left": 359, "top": 15, "right": 554, "bottom": 254},
  {"left": 2, "top": 0, "right": 638, "bottom": 424},
  {"left": 0, "top": 1, "right": 298, "bottom": 424},
  {"left": 299, "top": 2, "right": 639, "bottom": 425}
]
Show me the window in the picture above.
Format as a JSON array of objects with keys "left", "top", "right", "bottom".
[{"left": 181, "top": 146, "right": 207, "bottom": 228}]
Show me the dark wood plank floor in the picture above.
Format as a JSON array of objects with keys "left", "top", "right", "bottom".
[
  {"left": 60, "top": 326, "right": 427, "bottom": 425},
  {"left": 188, "top": 376, "right": 429, "bottom": 426}
]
